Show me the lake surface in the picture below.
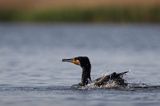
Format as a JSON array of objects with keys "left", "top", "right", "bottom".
[{"left": 0, "top": 23, "right": 160, "bottom": 106}]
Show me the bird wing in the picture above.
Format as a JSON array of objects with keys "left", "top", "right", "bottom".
[{"left": 94, "top": 71, "right": 128, "bottom": 86}]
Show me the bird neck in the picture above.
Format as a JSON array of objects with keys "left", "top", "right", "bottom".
[{"left": 81, "top": 65, "right": 91, "bottom": 86}]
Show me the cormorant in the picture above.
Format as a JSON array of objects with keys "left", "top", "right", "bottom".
[{"left": 62, "top": 56, "right": 128, "bottom": 88}]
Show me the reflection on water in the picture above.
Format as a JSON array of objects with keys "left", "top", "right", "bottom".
[{"left": 0, "top": 23, "right": 160, "bottom": 106}]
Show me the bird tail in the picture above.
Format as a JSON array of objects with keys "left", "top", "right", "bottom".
[
  {"left": 118, "top": 71, "right": 129, "bottom": 76},
  {"left": 110, "top": 71, "right": 128, "bottom": 80}
]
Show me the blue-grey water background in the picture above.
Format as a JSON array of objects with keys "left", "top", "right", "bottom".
[{"left": 0, "top": 23, "right": 160, "bottom": 106}]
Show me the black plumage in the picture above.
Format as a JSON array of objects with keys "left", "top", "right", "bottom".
[{"left": 62, "top": 56, "right": 128, "bottom": 87}]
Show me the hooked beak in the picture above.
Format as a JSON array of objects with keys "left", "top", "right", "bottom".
[{"left": 62, "top": 58, "right": 80, "bottom": 65}]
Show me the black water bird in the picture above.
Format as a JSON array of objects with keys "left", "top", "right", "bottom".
[{"left": 62, "top": 56, "right": 128, "bottom": 88}]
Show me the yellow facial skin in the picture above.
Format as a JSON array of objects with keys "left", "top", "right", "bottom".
[{"left": 72, "top": 59, "right": 80, "bottom": 65}]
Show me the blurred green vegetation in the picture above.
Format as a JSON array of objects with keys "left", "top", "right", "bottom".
[{"left": 0, "top": 6, "right": 160, "bottom": 23}]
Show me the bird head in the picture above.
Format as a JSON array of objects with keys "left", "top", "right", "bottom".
[{"left": 62, "top": 56, "right": 91, "bottom": 68}]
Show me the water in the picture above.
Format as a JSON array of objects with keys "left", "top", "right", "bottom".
[{"left": 0, "top": 23, "right": 160, "bottom": 106}]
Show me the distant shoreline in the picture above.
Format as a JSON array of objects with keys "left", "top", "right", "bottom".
[{"left": 0, "top": 6, "right": 160, "bottom": 23}]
